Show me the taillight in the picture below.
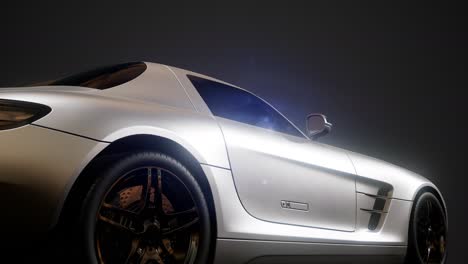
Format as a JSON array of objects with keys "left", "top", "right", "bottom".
[{"left": 0, "top": 99, "right": 51, "bottom": 130}]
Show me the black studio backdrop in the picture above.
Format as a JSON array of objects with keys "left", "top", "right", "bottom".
[{"left": 1, "top": 1, "right": 466, "bottom": 263}]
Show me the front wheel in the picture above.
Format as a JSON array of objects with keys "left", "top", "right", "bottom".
[
  {"left": 79, "top": 152, "right": 212, "bottom": 264},
  {"left": 406, "top": 192, "right": 447, "bottom": 264}
]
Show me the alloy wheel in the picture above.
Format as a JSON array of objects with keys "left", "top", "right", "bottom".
[
  {"left": 95, "top": 166, "right": 200, "bottom": 264},
  {"left": 414, "top": 194, "right": 447, "bottom": 264}
]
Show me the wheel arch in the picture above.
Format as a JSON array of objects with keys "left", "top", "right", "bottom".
[
  {"left": 412, "top": 184, "right": 448, "bottom": 221},
  {"left": 57, "top": 134, "right": 218, "bottom": 251}
]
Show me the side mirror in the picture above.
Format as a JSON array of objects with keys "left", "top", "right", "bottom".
[{"left": 306, "top": 113, "right": 332, "bottom": 140}]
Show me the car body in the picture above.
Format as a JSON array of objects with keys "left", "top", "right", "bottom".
[{"left": 0, "top": 62, "right": 447, "bottom": 263}]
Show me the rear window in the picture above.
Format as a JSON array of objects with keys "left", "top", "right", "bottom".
[{"left": 49, "top": 62, "right": 147, "bottom": 89}]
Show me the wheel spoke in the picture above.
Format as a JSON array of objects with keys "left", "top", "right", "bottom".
[
  {"left": 166, "top": 207, "right": 197, "bottom": 217},
  {"left": 162, "top": 217, "right": 199, "bottom": 236},
  {"left": 101, "top": 202, "right": 139, "bottom": 217},
  {"left": 141, "top": 168, "right": 153, "bottom": 211},
  {"left": 98, "top": 214, "right": 135, "bottom": 233},
  {"left": 425, "top": 246, "right": 431, "bottom": 264},
  {"left": 98, "top": 202, "right": 139, "bottom": 233},
  {"left": 124, "top": 239, "right": 141, "bottom": 264},
  {"left": 155, "top": 168, "right": 164, "bottom": 214},
  {"left": 159, "top": 241, "right": 177, "bottom": 262}
]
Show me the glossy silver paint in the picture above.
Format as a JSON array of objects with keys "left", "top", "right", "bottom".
[
  {"left": 217, "top": 118, "right": 357, "bottom": 232},
  {"left": 0, "top": 124, "right": 107, "bottom": 237},
  {"left": 0, "top": 62, "right": 446, "bottom": 263}
]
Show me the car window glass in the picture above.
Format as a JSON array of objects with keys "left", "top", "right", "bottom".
[{"left": 188, "top": 75, "right": 304, "bottom": 138}]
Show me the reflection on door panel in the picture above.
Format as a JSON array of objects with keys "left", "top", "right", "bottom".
[{"left": 218, "top": 118, "right": 357, "bottom": 231}]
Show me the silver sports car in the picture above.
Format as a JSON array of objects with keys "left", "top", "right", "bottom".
[{"left": 0, "top": 62, "right": 447, "bottom": 264}]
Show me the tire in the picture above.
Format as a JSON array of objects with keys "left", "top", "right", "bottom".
[
  {"left": 406, "top": 192, "right": 447, "bottom": 264},
  {"left": 77, "top": 152, "right": 212, "bottom": 264}
]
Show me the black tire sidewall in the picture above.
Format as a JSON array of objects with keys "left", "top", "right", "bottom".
[{"left": 79, "top": 152, "right": 211, "bottom": 264}]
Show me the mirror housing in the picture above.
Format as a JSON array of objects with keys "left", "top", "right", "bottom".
[{"left": 306, "top": 113, "right": 332, "bottom": 140}]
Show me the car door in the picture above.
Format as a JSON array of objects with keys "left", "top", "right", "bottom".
[{"left": 187, "top": 75, "right": 357, "bottom": 232}]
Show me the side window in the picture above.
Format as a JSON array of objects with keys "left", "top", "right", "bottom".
[{"left": 188, "top": 75, "right": 305, "bottom": 138}]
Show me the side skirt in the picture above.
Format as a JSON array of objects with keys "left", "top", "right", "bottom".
[{"left": 214, "top": 238, "right": 406, "bottom": 264}]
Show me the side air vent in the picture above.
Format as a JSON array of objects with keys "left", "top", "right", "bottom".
[{"left": 355, "top": 179, "right": 393, "bottom": 232}]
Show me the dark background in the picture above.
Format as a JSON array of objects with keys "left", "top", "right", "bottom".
[{"left": 1, "top": 1, "right": 465, "bottom": 263}]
